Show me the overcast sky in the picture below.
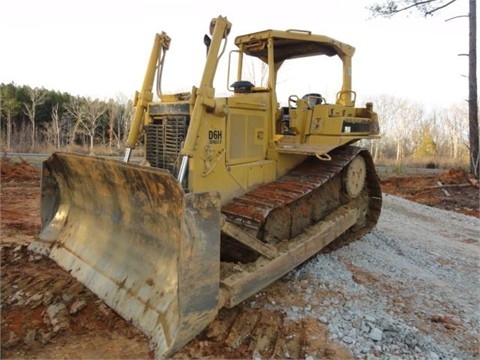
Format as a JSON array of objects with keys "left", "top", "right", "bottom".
[{"left": 0, "top": 0, "right": 473, "bottom": 110}]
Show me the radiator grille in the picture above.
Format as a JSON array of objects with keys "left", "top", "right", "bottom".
[{"left": 145, "top": 116, "right": 188, "bottom": 173}]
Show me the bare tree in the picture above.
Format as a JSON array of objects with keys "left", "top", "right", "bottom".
[
  {"left": 367, "top": 95, "right": 424, "bottom": 162},
  {"left": 5, "top": 112, "right": 12, "bottom": 150},
  {"left": 64, "top": 97, "right": 85, "bottom": 147},
  {"left": 433, "top": 103, "right": 468, "bottom": 159},
  {"left": 366, "top": 94, "right": 399, "bottom": 161},
  {"left": 41, "top": 104, "right": 63, "bottom": 150},
  {"left": 368, "top": 0, "right": 459, "bottom": 16},
  {"left": 107, "top": 99, "right": 118, "bottom": 150},
  {"left": 52, "top": 104, "right": 62, "bottom": 150},
  {"left": 23, "top": 86, "right": 46, "bottom": 151},
  {"left": 368, "top": 0, "right": 478, "bottom": 177},
  {"left": 65, "top": 97, "right": 107, "bottom": 151},
  {"left": 0, "top": 86, "right": 20, "bottom": 151},
  {"left": 393, "top": 100, "right": 425, "bottom": 162},
  {"left": 81, "top": 98, "right": 107, "bottom": 152},
  {"left": 119, "top": 98, "right": 134, "bottom": 149}
]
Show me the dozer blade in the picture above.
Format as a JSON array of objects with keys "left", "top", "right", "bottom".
[{"left": 28, "top": 152, "right": 221, "bottom": 359}]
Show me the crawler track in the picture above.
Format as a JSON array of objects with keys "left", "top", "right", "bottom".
[{"left": 222, "top": 146, "right": 382, "bottom": 246}]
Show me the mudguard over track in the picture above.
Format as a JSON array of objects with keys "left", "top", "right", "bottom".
[{"left": 28, "top": 153, "right": 221, "bottom": 359}]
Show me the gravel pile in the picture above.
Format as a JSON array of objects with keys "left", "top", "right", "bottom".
[{"left": 281, "top": 195, "right": 480, "bottom": 360}]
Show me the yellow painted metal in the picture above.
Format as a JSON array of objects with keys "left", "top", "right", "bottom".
[
  {"left": 125, "top": 32, "right": 171, "bottom": 151},
  {"left": 235, "top": 29, "right": 356, "bottom": 108},
  {"left": 180, "top": 16, "right": 232, "bottom": 158}
]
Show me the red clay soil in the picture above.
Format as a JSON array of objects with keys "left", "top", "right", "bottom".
[
  {"left": 1, "top": 157, "right": 40, "bottom": 182},
  {"left": 380, "top": 168, "right": 479, "bottom": 218}
]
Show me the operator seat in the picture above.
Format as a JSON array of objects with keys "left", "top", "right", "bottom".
[
  {"left": 302, "top": 93, "right": 323, "bottom": 108},
  {"left": 231, "top": 80, "right": 255, "bottom": 94}
]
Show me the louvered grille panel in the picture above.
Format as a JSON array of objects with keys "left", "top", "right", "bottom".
[{"left": 145, "top": 116, "right": 188, "bottom": 173}]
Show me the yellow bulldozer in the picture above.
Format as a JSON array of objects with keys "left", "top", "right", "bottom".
[{"left": 30, "top": 16, "right": 382, "bottom": 359}]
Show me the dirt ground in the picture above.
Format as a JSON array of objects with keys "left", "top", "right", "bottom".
[
  {"left": 1, "top": 157, "right": 478, "bottom": 359},
  {"left": 379, "top": 168, "right": 479, "bottom": 219}
]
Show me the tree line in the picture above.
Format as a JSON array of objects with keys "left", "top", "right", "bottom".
[
  {"left": 0, "top": 82, "right": 471, "bottom": 168},
  {"left": 0, "top": 82, "right": 133, "bottom": 154},
  {"left": 362, "top": 94, "right": 470, "bottom": 167}
]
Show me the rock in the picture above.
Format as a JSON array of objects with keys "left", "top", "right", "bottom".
[
  {"left": 380, "top": 317, "right": 398, "bottom": 332},
  {"left": 318, "top": 316, "right": 328, "bottom": 324},
  {"left": 62, "top": 293, "right": 74, "bottom": 304},
  {"left": 252, "top": 350, "right": 262, "bottom": 360},
  {"left": 352, "top": 315, "right": 362, "bottom": 329},
  {"left": 98, "top": 303, "right": 113, "bottom": 317},
  {"left": 361, "top": 343, "right": 373, "bottom": 353},
  {"left": 27, "top": 293, "right": 43, "bottom": 306},
  {"left": 45, "top": 302, "right": 70, "bottom": 332},
  {"left": 42, "top": 291, "right": 54, "bottom": 306},
  {"left": 370, "top": 328, "right": 383, "bottom": 341},
  {"left": 361, "top": 322, "right": 371, "bottom": 334},
  {"left": 11, "top": 290, "right": 25, "bottom": 305},
  {"left": 69, "top": 298, "right": 87, "bottom": 315},
  {"left": 23, "top": 329, "right": 36, "bottom": 346},
  {"left": 38, "top": 329, "right": 54, "bottom": 345},
  {"left": 405, "top": 334, "right": 419, "bottom": 348},
  {"left": 28, "top": 253, "right": 43, "bottom": 262}
]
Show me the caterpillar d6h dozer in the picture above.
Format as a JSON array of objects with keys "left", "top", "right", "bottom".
[{"left": 30, "top": 16, "right": 382, "bottom": 359}]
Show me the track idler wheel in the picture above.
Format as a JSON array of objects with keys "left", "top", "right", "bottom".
[{"left": 343, "top": 155, "right": 367, "bottom": 199}]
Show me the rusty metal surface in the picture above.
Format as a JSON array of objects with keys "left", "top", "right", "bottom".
[
  {"left": 29, "top": 153, "right": 221, "bottom": 360},
  {"left": 222, "top": 146, "right": 373, "bottom": 235}
]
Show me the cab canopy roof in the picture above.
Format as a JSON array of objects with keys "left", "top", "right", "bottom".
[{"left": 234, "top": 29, "right": 355, "bottom": 64}]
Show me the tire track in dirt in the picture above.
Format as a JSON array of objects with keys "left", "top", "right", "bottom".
[
  {"left": 1, "top": 242, "right": 353, "bottom": 359},
  {"left": 1, "top": 243, "right": 152, "bottom": 359},
  {"left": 174, "top": 303, "right": 353, "bottom": 359}
]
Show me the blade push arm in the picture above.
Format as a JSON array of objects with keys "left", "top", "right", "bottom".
[
  {"left": 177, "top": 16, "right": 232, "bottom": 182},
  {"left": 124, "top": 32, "right": 171, "bottom": 162}
]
